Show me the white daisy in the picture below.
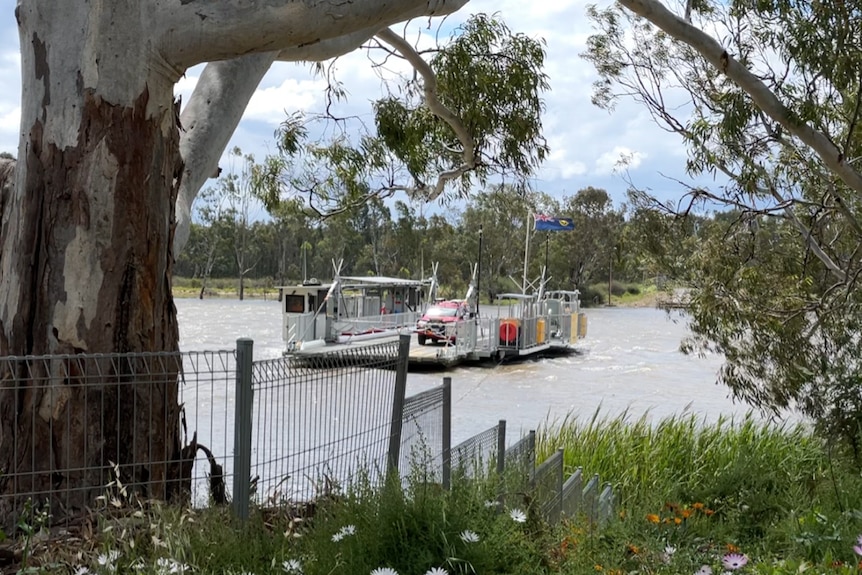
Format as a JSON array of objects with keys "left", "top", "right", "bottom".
[
  {"left": 509, "top": 508, "right": 527, "bottom": 523},
  {"left": 332, "top": 524, "right": 356, "bottom": 541},
  {"left": 661, "top": 545, "right": 676, "bottom": 563},
  {"left": 695, "top": 566, "right": 713, "bottom": 575},
  {"left": 459, "top": 530, "right": 480, "bottom": 543},
  {"left": 96, "top": 550, "right": 120, "bottom": 571},
  {"left": 73, "top": 567, "right": 91, "bottom": 575},
  {"left": 424, "top": 568, "right": 449, "bottom": 575},
  {"left": 370, "top": 568, "right": 399, "bottom": 575},
  {"left": 282, "top": 559, "right": 303, "bottom": 574}
]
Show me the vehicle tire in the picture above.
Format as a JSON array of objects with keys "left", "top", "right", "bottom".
[{"left": 418, "top": 335, "right": 427, "bottom": 346}]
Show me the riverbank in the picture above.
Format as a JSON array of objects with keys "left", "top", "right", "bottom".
[
  {"left": 171, "top": 278, "right": 668, "bottom": 308},
  {"left": 5, "top": 412, "right": 859, "bottom": 575}
]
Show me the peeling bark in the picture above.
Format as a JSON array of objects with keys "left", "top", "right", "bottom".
[
  {"left": 1, "top": 0, "right": 473, "bottom": 528},
  {"left": 0, "top": 85, "right": 185, "bottom": 526}
]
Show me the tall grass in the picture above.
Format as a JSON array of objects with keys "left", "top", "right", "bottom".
[
  {"left": 11, "top": 414, "right": 862, "bottom": 574},
  {"left": 539, "top": 409, "right": 862, "bottom": 558}
]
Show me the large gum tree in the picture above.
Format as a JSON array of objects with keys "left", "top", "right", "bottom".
[{"left": 0, "top": 0, "right": 484, "bottom": 524}]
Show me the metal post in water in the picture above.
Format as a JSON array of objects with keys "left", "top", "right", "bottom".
[{"left": 232, "top": 338, "right": 254, "bottom": 521}]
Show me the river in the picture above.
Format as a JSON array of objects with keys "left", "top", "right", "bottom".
[{"left": 176, "top": 298, "right": 767, "bottom": 446}]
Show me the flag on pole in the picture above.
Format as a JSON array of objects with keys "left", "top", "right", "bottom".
[{"left": 533, "top": 214, "right": 574, "bottom": 232}]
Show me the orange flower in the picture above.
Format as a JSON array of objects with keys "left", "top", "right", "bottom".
[
  {"left": 626, "top": 544, "right": 640, "bottom": 555},
  {"left": 704, "top": 508, "right": 715, "bottom": 516},
  {"left": 646, "top": 513, "right": 660, "bottom": 524},
  {"left": 594, "top": 564, "right": 603, "bottom": 571},
  {"left": 681, "top": 508, "right": 693, "bottom": 518},
  {"left": 726, "top": 543, "right": 739, "bottom": 553},
  {"left": 692, "top": 502, "right": 704, "bottom": 510},
  {"left": 673, "top": 517, "right": 682, "bottom": 525}
]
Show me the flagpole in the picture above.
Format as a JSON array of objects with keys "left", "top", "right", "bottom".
[
  {"left": 544, "top": 232, "right": 550, "bottom": 275},
  {"left": 523, "top": 210, "right": 531, "bottom": 295},
  {"left": 476, "top": 225, "right": 483, "bottom": 319}
]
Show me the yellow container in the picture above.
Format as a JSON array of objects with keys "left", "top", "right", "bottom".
[
  {"left": 536, "top": 318, "right": 546, "bottom": 344},
  {"left": 577, "top": 313, "right": 588, "bottom": 339}
]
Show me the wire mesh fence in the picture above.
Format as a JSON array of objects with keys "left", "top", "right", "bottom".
[
  {"left": 0, "top": 334, "right": 615, "bottom": 532},
  {"left": 398, "top": 383, "right": 447, "bottom": 484},
  {"left": 450, "top": 422, "right": 501, "bottom": 479},
  {"left": 0, "top": 350, "right": 236, "bottom": 529},
  {"left": 248, "top": 339, "right": 402, "bottom": 506}
]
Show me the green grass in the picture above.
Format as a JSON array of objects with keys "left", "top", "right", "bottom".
[
  {"left": 11, "top": 415, "right": 862, "bottom": 574},
  {"left": 580, "top": 282, "right": 658, "bottom": 307},
  {"left": 539, "top": 410, "right": 862, "bottom": 570}
]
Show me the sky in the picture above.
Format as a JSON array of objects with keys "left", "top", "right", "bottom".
[{"left": 0, "top": 0, "right": 725, "bottom": 214}]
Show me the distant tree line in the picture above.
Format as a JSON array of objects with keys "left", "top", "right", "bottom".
[{"left": 175, "top": 159, "right": 718, "bottom": 304}]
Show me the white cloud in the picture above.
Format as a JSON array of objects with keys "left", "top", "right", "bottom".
[
  {"left": 595, "top": 146, "right": 646, "bottom": 175},
  {"left": 0, "top": 106, "right": 20, "bottom": 133},
  {"left": 0, "top": 0, "right": 711, "bottom": 204},
  {"left": 244, "top": 74, "right": 328, "bottom": 124}
]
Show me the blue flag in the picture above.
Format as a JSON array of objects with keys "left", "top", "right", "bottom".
[{"left": 534, "top": 214, "right": 574, "bottom": 232}]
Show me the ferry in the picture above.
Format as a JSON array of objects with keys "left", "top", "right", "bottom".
[{"left": 278, "top": 260, "right": 587, "bottom": 368}]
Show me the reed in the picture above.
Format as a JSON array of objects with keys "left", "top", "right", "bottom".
[{"left": 538, "top": 408, "right": 862, "bottom": 559}]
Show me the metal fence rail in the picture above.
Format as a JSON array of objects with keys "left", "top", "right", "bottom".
[
  {"left": 533, "top": 449, "right": 564, "bottom": 524},
  {"left": 179, "top": 350, "right": 237, "bottom": 506}
]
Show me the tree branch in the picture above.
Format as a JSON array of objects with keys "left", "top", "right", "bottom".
[
  {"left": 617, "top": 0, "right": 862, "bottom": 197},
  {"left": 173, "top": 14, "right": 466, "bottom": 256},
  {"left": 157, "top": 0, "right": 469, "bottom": 69},
  {"left": 376, "top": 27, "right": 476, "bottom": 201},
  {"left": 175, "top": 54, "right": 276, "bottom": 258}
]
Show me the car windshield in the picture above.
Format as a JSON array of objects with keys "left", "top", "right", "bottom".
[{"left": 424, "top": 305, "right": 459, "bottom": 318}]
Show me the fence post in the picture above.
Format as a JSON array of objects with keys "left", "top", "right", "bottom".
[
  {"left": 386, "top": 334, "right": 411, "bottom": 478},
  {"left": 527, "top": 429, "right": 537, "bottom": 488},
  {"left": 232, "top": 338, "right": 254, "bottom": 521},
  {"left": 555, "top": 447, "right": 564, "bottom": 524},
  {"left": 441, "top": 376, "right": 452, "bottom": 490},
  {"left": 496, "top": 420, "right": 506, "bottom": 508}
]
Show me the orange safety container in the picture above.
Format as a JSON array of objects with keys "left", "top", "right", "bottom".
[
  {"left": 536, "top": 318, "right": 546, "bottom": 344},
  {"left": 499, "top": 319, "right": 520, "bottom": 346}
]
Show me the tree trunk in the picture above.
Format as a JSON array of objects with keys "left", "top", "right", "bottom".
[{"left": 0, "top": 4, "right": 187, "bottom": 527}]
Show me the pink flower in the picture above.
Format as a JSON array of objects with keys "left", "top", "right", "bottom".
[
  {"left": 721, "top": 553, "right": 748, "bottom": 570},
  {"left": 855, "top": 534, "right": 862, "bottom": 556}
]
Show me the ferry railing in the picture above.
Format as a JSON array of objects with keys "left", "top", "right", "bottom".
[
  {"left": 455, "top": 320, "right": 477, "bottom": 356},
  {"left": 334, "top": 311, "right": 420, "bottom": 337},
  {"left": 473, "top": 317, "right": 499, "bottom": 354}
]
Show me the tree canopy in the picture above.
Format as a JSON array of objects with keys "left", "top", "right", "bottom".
[
  {"left": 251, "top": 14, "right": 549, "bottom": 219},
  {"left": 585, "top": 0, "right": 862, "bottom": 450}
]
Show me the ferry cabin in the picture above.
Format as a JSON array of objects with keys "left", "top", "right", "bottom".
[{"left": 278, "top": 276, "right": 428, "bottom": 348}]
